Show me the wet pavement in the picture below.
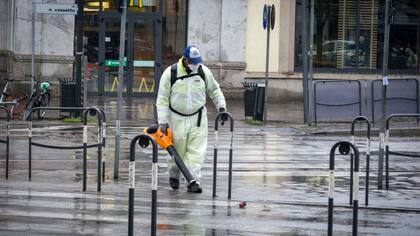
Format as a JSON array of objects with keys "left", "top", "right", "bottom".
[{"left": 0, "top": 97, "right": 420, "bottom": 235}]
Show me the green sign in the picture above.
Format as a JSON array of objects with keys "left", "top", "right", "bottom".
[{"left": 105, "top": 59, "right": 127, "bottom": 67}]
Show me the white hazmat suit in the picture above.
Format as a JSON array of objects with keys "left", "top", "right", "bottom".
[{"left": 156, "top": 58, "right": 226, "bottom": 184}]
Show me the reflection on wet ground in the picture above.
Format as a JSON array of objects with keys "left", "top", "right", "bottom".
[{"left": 0, "top": 97, "right": 419, "bottom": 235}]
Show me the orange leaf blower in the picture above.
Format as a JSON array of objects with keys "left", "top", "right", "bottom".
[{"left": 144, "top": 124, "right": 196, "bottom": 185}]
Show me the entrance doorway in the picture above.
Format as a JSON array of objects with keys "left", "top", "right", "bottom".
[{"left": 96, "top": 12, "right": 162, "bottom": 96}]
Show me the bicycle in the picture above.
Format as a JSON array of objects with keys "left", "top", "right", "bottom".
[
  {"left": 23, "top": 75, "right": 51, "bottom": 120},
  {"left": 0, "top": 75, "right": 28, "bottom": 118}
]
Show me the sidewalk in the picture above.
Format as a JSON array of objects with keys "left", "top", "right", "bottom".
[
  {"left": 1, "top": 96, "right": 419, "bottom": 136},
  {"left": 86, "top": 96, "right": 420, "bottom": 136},
  {"left": 86, "top": 96, "right": 304, "bottom": 124}
]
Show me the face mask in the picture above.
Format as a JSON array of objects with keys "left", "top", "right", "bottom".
[{"left": 188, "top": 64, "right": 200, "bottom": 71}]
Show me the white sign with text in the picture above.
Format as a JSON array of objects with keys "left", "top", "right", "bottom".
[{"left": 34, "top": 4, "right": 78, "bottom": 15}]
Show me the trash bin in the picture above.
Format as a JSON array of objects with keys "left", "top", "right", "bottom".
[
  {"left": 253, "top": 83, "right": 265, "bottom": 121},
  {"left": 242, "top": 82, "right": 257, "bottom": 118},
  {"left": 58, "top": 77, "right": 78, "bottom": 115}
]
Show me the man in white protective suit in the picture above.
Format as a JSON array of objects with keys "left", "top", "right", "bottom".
[{"left": 156, "top": 45, "right": 228, "bottom": 193}]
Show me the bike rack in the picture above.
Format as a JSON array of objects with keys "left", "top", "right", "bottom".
[
  {"left": 27, "top": 107, "right": 105, "bottom": 192},
  {"left": 213, "top": 112, "right": 234, "bottom": 199},
  {"left": 313, "top": 80, "right": 362, "bottom": 125},
  {"left": 0, "top": 105, "right": 11, "bottom": 179},
  {"left": 328, "top": 141, "right": 360, "bottom": 236},
  {"left": 128, "top": 134, "right": 159, "bottom": 236},
  {"left": 371, "top": 79, "right": 419, "bottom": 123},
  {"left": 384, "top": 113, "right": 420, "bottom": 190},
  {"left": 350, "top": 116, "right": 371, "bottom": 206}
]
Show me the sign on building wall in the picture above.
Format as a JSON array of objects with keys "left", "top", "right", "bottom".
[{"left": 34, "top": 4, "right": 78, "bottom": 15}]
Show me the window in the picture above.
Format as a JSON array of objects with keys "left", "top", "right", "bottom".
[
  {"left": 81, "top": 0, "right": 187, "bottom": 87},
  {"left": 295, "top": 0, "right": 419, "bottom": 73},
  {"left": 83, "top": 0, "right": 159, "bottom": 12}
]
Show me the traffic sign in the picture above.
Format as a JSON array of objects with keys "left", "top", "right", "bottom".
[
  {"left": 34, "top": 4, "right": 78, "bottom": 15},
  {"left": 270, "top": 4, "right": 275, "bottom": 30},
  {"left": 263, "top": 4, "right": 268, "bottom": 30}
]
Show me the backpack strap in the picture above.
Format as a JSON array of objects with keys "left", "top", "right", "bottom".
[
  {"left": 170, "top": 63, "right": 178, "bottom": 87},
  {"left": 168, "top": 64, "right": 206, "bottom": 127},
  {"left": 197, "top": 65, "right": 205, "bottom": 82},
  {"left": 170, "top": 64, "right": 205, "bottom": 87}
]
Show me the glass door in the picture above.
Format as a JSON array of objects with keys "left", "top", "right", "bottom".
[
  {"left": 128, "top": 16, "right": 162, "bottom": 96},
  {"left": 99, "top": 13, "right": 128, "bottom": 94},
  {"left": 98, "top": 12, "right": 162, "bottom": 96}
]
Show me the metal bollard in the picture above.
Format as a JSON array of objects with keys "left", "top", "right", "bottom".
[
  {"left": 0, "top": 106, "right": 11, "bottom": 179},
  {"left": 385, "top": 114, "right": 420, "bottom": 190},
  {"left": 213, "top": 112, "right": 234, "bottom": 199},
  {"left": 328, "top": 141, "right": 360, "bottom": 236},
  {"left": 98, "top": 109, "right": 106, "bottom": 182},
  {"left": 128, "top": 134, "right": 158, "bottom": 236},
  {"left": 82, "top": 107, "right": 104, "bottom": 192},
  {"left": 350, "top": 116, "right": 371, "bottom": 205},
  {"left": 28, "top": 118, "right": 33, "bottom": 181}
]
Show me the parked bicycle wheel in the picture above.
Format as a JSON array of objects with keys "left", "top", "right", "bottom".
[
  {"left": 38, "top": 92, "right": 50, "bottom": 119},
  {"left": 5, "top": 92, "right": 27, "bottom": 116}
]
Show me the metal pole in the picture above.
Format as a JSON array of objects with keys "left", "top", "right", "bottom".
[
  {"left": 97, "top": 117, "right": 102, "bottom": 192},
  {"left": 355, "top": 0, "right": 360, "bottom": 69},
  {"left": 75, "top": 0, "right": 84, "bottom": 109},
  {"left": 213, "top": 128, "right": 218, "bottom": 198},
  {"left": 302, "top": 0, "right": 310, "bottom": 124},
  {"left": 352, "top": 148, "right": 360, "bottom": 236},
  {"left": 308, "top": 0, "right": 315, "bottom": 124},
  {"left": 128, "top": 140, "right": 136, "bottom": 236},
  {"left": 29, "top": 121, "right": 32, "bottom": 180},
  {"left": 83, "top": 122, "right": 87, "bottom": 191},
  {"left": 378, "top": 0, "right": 391, "bottom": 190},
  {"left": 31, "top": 3, "right": 35, "bottom": 94},
  {"left": 82, "top": 56, "right": 88, "bottom": 107},
  {"left": 6, "top": 120, "right": 10, "bottom": 179},
  {"left": 114, "top": 0, "right": 128, "bottom": 179},
  {"left": 151, "top": 141, "right": 158, "bottom": 236},
  {"left": 327, "top": 144, "right": 336, "bottom": 236},
  {"left": 263, "top": 6, "right": 271, "bottom": 125},
  {"left": 228, "top": 120, "right": 234, "bottom": 199}
]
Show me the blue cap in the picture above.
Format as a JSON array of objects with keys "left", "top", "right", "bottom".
[{"left": 183, "top": 45, "right": 202, "bottom": 64}]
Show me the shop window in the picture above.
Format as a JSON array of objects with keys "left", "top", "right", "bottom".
[{"left": 295, "top": 0, "right": 419, "bottom": 73}]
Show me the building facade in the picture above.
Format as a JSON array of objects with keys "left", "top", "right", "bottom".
[
  {"left": 0, "top": 0, "right": 76, "bottom": 93},
  {"left": 0, "top": 0, "right": 419, "bottom": 100}
]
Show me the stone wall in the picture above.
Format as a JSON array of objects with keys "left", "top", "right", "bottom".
[
  {"left": 0, "top": 0, "right": 13, "bottom": 77},
  {"left": 187, "top": 0, "right": 247, "bottom": 99},
  {"left": 0, "top": 0, "right": 75, "bottom": 96}
]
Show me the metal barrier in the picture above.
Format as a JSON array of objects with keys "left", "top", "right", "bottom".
[
  {"left": 371, "top": 79, "right": 419, "bottom": 122},
  {"left": 313, "top": 80, "right": 362, "bottom": 124},
  {"left": 212, "top": 112, "right": 234, "bottom": 199},
  {"left": 0, "top": 106, "right": 11, "bottom": 179},
  {"left": 128, "top": 134, "right": 158, "bottom": 236},
  {"left": 328, "top": 141, "right": 360, "bottom": 236},
  {"left": 384, "top": 114, "right": 420, "bottom": 190},
  {"left": 350, "top": 116, "right": 371, "bottom": 206},
  {"left": 97, "top": 108, "right": 107, "bottom": 182},
  {"left": 27, "top": 107, "right": 105, "bottom": 192}
]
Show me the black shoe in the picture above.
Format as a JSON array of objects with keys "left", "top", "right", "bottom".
[
  {"left": 169, "top": 178, "right": 179, "bottom": 190},
  {"left": 187, "top": 182, "right": 202, "bottom": 193}
]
